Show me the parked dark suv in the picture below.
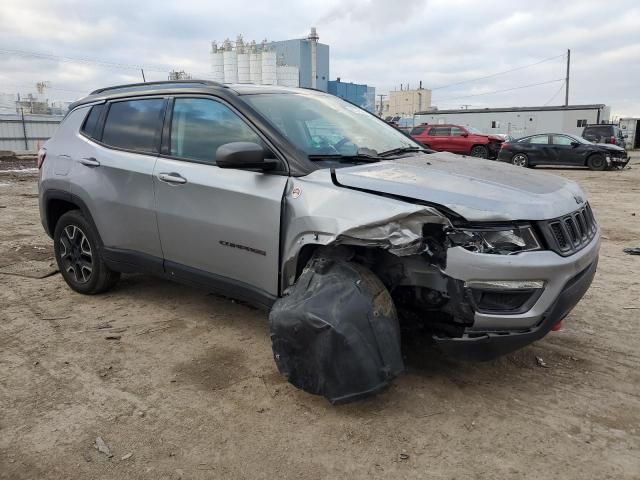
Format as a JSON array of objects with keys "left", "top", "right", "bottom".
[{"left": 582, "top": 124, "right": 625, "bottom": 146}]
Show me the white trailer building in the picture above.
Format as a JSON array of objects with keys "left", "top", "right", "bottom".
[{"left": 415, "top": 104, "right": 610, "bottom": 138}]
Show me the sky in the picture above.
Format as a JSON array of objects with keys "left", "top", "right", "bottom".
[{"left": 1, "top": 0, "right": 639, "bottom": 117}]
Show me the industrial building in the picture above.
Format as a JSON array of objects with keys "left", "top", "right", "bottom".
[
  {"left": 377, "top": 85, "right": 433, "bottom": 118},
  {"left": 210, "top": 28, "right": 328, "bottom": 91},
  {"left": 414, "top": 104, "right": 611, "bottom": 137},
  {"left": 327, "top": 78, "right": 375, "bottom": 112}
]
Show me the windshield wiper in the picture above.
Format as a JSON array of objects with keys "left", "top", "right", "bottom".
[
  {"left": 378, "top": 146, "right": 428, "bottom": 157},
  {"left": 307, "top": 153, "right": 382, "bottom": 163}
]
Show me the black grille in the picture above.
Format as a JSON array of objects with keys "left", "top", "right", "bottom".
[{"left": 538, "top": 204, "right": 598, "bottom": 256}]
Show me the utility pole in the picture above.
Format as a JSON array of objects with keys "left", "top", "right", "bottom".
[
  {"left": 565, "top": 49, "right": 570, "bottom": 106},
  {"left": 377, "top": 94, "right": 386, "bottom": 117},
  {"left": 141, "top": 69, "right": 146, "bottom": 82}
]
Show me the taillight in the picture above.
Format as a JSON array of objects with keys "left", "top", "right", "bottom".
[
  {"left": 37, "top": 148, "right": 46, "bottom": 169},
  {"left": 500, "top": 142, "right": 508, "bottom": 150},
  {"left": 608, "top": 136, "right": 616, "bottom": 144}
]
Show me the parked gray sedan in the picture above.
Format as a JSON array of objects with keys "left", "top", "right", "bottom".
[{"left": 38, "top": 81, "right": 599, "bottom": 403}]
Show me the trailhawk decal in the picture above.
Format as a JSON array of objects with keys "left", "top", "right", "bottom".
[{"left": 219, "top": 240, "right": 267, "bottom": 256}]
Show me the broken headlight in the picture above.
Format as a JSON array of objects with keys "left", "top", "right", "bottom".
[{"left": 448, "top": 226, "right": 541, "bottom": 255}]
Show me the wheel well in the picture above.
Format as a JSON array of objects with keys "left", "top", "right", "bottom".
[
  {"left": 585, "top": 151, "right": 604, "bottom": 165},
  {"left": 46, "top": 199, "right": 79, "bottom": 235}
]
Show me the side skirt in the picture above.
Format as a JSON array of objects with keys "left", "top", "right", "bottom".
[{"left": 103, "top": 247, "right": 276, "bottom": 311}]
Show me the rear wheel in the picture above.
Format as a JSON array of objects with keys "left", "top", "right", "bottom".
[
  {"left": 587, "top": 154, "right": 606, "bottom": 171},
  {"left": 511, "top": 153, "right": 529, "bottom": 167},
  {"left": 470, "top": 145, "right": 489, "bottom": 158},
  {"left": 53, "top": 210, "right": 120, "bottom": 294}
]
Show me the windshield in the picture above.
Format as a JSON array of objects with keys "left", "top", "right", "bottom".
[{"left": 243, "top": 93, "right": 420, "bottom": 158}]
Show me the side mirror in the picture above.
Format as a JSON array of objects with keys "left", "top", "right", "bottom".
[
  {"left": 571, "top": 141, "right": 580, "bottom": 148},
  {"left": 461, "top": 132, "right": 469, "bottom": 137},
  {"left": 216, "top": 142, "right": 278, "bottom": 171}
]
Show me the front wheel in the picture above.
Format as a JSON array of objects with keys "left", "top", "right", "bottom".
[
  {"left": 587, "top": 154, "right": 606, "bottom": 171},
  {"left": 53, "top": 210, "right": 120, "bottom": 294},
  {"left": 470, "top": 145, "right": 489, "bottom": 158},
  {"left": 511, "top": 153, "right": 529, "bottom": 167}
]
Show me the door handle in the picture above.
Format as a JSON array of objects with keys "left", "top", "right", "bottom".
[
  {"left": 79, "top": 157, "right": 100, "bottom": 167},
  {"left": 158, "top": 172, "right": 187, "bottom": 184}
]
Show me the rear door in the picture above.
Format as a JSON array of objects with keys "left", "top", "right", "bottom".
[
  {"left": 524, "top": 134, "right": 551, "bottom": 165},
  {"left": 69, "top": 98, "right": 165, "bottom": 265},
  {"left": 153, "top": 96, "right": 288, "bottom": 301},
  {"left": 426, "top": 126, "right": 451, "bottom": 151},
  {"left": 449, "top": 126, "right": 469, "bottom": 153}
]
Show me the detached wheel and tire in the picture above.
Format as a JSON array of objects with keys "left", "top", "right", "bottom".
[
  {"left": 53, "top": 210, "right": 120, "bottom": 294},
  {"left": 587, "top": 154, "right": 607, "bottom": 171},
  {"left": 511, "top": 153, "right": 529, "bottom": 167},
  {"left": 470, "top": 145, "right": 489, "bottom": 158}
]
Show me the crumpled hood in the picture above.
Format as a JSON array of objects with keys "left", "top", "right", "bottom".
[{"left": 334, "top": 152, "right": 587, "bottom": 222}]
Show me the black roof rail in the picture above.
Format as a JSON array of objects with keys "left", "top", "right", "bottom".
[{"left": 89, "top": 79, "right": 225, "bottom": 95}]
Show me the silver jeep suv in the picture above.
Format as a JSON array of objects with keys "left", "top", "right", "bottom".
[{"left": 39, "top": 81, "right": 600, "bottom": 403}]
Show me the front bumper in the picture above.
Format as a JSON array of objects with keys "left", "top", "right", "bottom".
[
  {"left": 435, "top": 229, "right": 600, "bottom": 360},
  {"left": 607, "top": 155, "right": 630, "bottom": 168},
  {"left": 434, "top": 258, "right": 597, "bottom": 361}
]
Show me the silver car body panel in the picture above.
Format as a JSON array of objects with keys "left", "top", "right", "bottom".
[
  {"left": 153, "top": 157, "right": 288, "bottom": 296},
  {"left": 334, "top": 153, "right": 587, "bottom": 221},
  {"left": 281, "top": 169, "right": 449, "bottom": 289}
]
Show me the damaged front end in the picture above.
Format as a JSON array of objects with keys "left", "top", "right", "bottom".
[{"left": 270, "top": 176, "right": 477, "bottom": 402}]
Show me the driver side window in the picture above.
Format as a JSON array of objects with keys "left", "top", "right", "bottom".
[
  {"left": 552, "top": 135, "right": 574, "bottom": 146},
  {"left": 170, "top": 98, "right": 263, "bottom": 164}
]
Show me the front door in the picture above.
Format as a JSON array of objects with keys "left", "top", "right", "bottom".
[
  {"left": 550, "top": 135, "right": 583, "bottom": 165},
  {"left": 153, "top": 97, "right": 288, "bottom": 301}
]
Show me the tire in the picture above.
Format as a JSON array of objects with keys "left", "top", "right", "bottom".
[
  {"left": 470, "top": 145, "right": 489, "bottom": 158},
  {"left": 53, "top": 210, "right": 120, "bottom": 294},
  {"left": 511, "top": 153, "right": 529, "bottom": 167},
  {"left": 587, "top": 154, "right": 606, "bottom": 171}
]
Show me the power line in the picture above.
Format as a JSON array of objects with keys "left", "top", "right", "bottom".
[
  {"left": 430, "top": 53, "right": 566, "bottom": 91},
  {"left": 0, "top": 48, "right": 169, "bottom": 72},
  {"left": 435, "top": 78, "right": 565, "bottom": 103},
  {"left": 0, "top": 48, "right": 215, "bottom": 79},
  {"left": 544, "top": 80, "right": 566, "bottom": 106}
]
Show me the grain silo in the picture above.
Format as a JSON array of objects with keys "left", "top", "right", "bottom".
[
  {"left": 261, "top": 41, "right": 277, "bottom": 85},
  {"left": 249, "top": 41, "right": 262, "bottom": 84},
  {"left": 210, "top": 41, "right": 224, "bottom": 83},
  {"left": 236, "top": 35, "right": 250, "bottom": 83},
  {"left": 222, "top": 38, "right": 238, "bottom": 84}
]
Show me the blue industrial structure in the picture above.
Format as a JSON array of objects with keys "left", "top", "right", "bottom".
[
  {"left": 328, "top": 79, "right": 376, "bottom": 112},
  {"left": 266, "top": 38, "right": 330, "bottom": 92}
]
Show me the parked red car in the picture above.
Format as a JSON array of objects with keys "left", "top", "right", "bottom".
[{"left": 410, "top": 124, "right": 504, "bottom": 158}]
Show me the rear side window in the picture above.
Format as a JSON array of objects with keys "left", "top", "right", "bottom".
[
  {"left": 529, "top": 135, "right": 549, "bottom": 145},
  {"left": 429, "top": 127, "right": 451, "bottom": 136},
  {"left": 102, "top": 99, "right": 165, "bottom": 153},
  {"left": 81, "top": 104, "right": 104, "bottom": 139},
  {"left": 169, "top": 98, "right": 262, "bottom": 164},
  {"left": 410, "top": 126, "right": 426, "bottom": 135}
]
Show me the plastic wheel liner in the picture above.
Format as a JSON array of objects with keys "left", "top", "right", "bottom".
[{"left": 269, "top": 251, "right": 404, "bottom": 404}]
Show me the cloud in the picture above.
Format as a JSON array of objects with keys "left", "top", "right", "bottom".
[{"left": 0, "top": 0, "right": 638, "bottom": 117}]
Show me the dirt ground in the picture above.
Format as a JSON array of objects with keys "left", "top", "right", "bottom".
[{"left": 1, "top": 155, "right": 639, "bottom": 480}]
